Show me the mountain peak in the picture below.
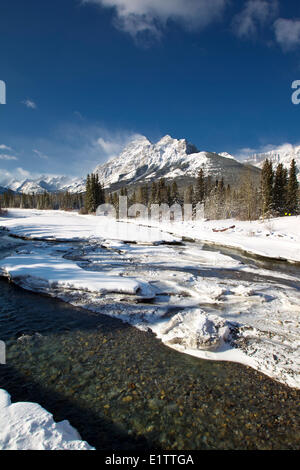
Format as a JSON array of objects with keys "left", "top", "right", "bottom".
[
  {"left": 129, "top": 135, "right": 151, "bottom": 145},
  {"left": 93, "top": 133, "right": 259, "bottom": 189},
  {"left": 156, "top": 134, "right": 175, "bottom": 145}
]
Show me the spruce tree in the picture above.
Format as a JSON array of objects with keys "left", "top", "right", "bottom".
[
  {"left": 85, "top": 174, "right": 90, "bottom": 212},
  {"left": 170, "top": 181, "right": 181, "bottom": 205},
  {"left": 287, "top": 159, "right": 299, "bottom": 214},
  {"left": 261, "top": 159, "right": 274, "bottom": 217},
  {"left": 149, "top": 182, "right": 157, "bottom": 206},
  {"left": 194, "top": 169, "right": 205, "bottom": 204},
  {"left": 273, "top": 163, "right": 288, "bottom": 215}
]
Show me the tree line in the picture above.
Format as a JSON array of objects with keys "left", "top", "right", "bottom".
[
  {"left": 0, "top": 190, "right": 85, "bottom": 211},
  {"left": 1, "top": 160, "right": 299, "bottom": 221},
  {"left": 260, "top": 158, "right": 299, "bottom": 217},
  {"left": 105, "top": 160, "right": 299, "bottom": 221}
]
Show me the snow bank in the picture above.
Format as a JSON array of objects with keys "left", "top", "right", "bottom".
[
  {"left": 0, "top": 389, "right": 94, "bottom": 450},
  {"left": 0, "top": 252, "right": 141, "bottom": 295},
  {"left": 0, "top": 209, "right": 179, "bottom": 244},
  {"left": 151, "top": 307, "right": 300, "bottom": 389},
  {"left": 155, "top": 309, "right": 231, "bottom": 350},
  {"left": 125, "top": 216, "right": 300, "bottom": 263}
]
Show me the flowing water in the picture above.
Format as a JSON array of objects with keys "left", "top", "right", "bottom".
[{"left": 0, "top": 232, "right": 299, "bottom": 450}]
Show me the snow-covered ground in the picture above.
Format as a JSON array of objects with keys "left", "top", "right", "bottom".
[
  {"left": 0, "top": 389, "right": 94, "bottom": 450},
  {"left": 0, "top": 209, "right": 299, "bottom": 391},
  {"left": 0, "top": 208, "right": 178, "bottom": 244},
  {"left": 125, "top": 216, "right": 300, "bottom": 263}
]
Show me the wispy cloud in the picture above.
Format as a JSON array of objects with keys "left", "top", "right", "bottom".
[
  {"left": 83, "top": 0, "right": 228, "bottom": 41},
  {"left": 274, "top": 18, "right": 300, "bottom": 51},
  {"left": 26, "top": 122, "right": 142, "bottom": 175},
  {"left": 0, "top": 154, "right": 18, "bottom": 161},
  {"left": 232, "top": 0, "right": 278, "bottom": 38},
  {"left": 33, "top": 149, "right": 49, "bottom": 160},
  {"left": 96, "top": 135, "right": 140, "bottom": 157},
  {"left": 73, "top": 110, "right": 84, "bottom": 120},
  {"left": 56, "top": 122, "right": 141, "bottom": 164},
  {"left": 21, "top": 99, "right": 37, "bottom": 109}
]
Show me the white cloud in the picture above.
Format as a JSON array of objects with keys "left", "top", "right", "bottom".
[
  {"left": 0, "top": 154, "right": 18, "bottom": 161},
  {"left": 274, "top": 18, "right": 300, "bottom": 51},
  {"left": 83, "top": 0, "right": 227, "bottom": 39},
  {"left": 44, "top": 121, "right": 143, "bottom": 174},
  {"left": 21, "top": 99, "right": 37, "bottom": 109},
  {"left": 0, "top": 145, "right": 12, "bottom": 151},
  {"left": 0, "top": 169, "right": 13, "bottom": 184},
  {"left": 232, "top": 0, "right": 278, "bottom": 38},
  {"left": 0, "top": 167, "right": 33, "bottom": 186},
  {"left": 235, "top": 147, "right": 258, "bottom": 160},
  {"left": 15, "top": 167, "right": 31, "bottom": 179},
  {"left": 235, "top": 142, "right": 300, "bottom": 160}
]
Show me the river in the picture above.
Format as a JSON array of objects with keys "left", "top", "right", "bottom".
[{"left": 0, "top": 231, "right": 299, "bottom": 450}]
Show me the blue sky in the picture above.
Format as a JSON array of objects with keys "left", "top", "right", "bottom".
[{"left": 0, "top": 0, "right": 300, "bottom": 182}]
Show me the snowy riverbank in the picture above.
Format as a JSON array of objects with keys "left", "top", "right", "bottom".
[
  {"left": 0, "top": 389, "right": 94, "bottom": 450},
  {"left": 0, "top": 209, "right": 299, "bottom": 390},
  {"left": 123, "top": 215, "right": 300, "bottom": 264}
]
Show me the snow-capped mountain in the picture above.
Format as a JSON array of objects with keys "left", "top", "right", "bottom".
[
  {"left": 6, "top": 175, "right": 85, "bottom": 194},
  {"left": 94, "top": 135, "right": 260, "bottom": 189},
  {"left": 244, "top": 144, "right": 300, "bottom": 176},
  {"left": 218, "top": 152, "right": 236, "bottom": 160}
]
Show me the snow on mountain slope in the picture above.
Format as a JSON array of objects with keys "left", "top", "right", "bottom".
[
  {"left": 244, "top": 144, "right": 300, "bottom": 178},
  {"left": 6, "top": 175, "right": 85, "bottom": 194},
  {"left": 218, "top": 152, "right": 236, "bottom": 160},
  {"left": 94, "top": 135, "right": 259, "bottom": 188}
]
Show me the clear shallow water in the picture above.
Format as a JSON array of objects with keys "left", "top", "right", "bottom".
[{"left": 0, "top": 235, "right": 300, "bottom": 450}]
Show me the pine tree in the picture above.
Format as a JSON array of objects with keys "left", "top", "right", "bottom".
[
  {"left": 136, "top": 185, "right": 148, "bottom": 205},
  {"left": 261, "top": 159, "right": 274, "bottom": 217},
  {"left": 273, "top": 163, "right": 288, "bottom": 215},
  {"left": 184, "top": 185, "right": 194, "bottom": 205},
  {"left": 205, "top": 175, "right": 213, "bottom": 198},
  {"left": 149, "top": 182, "right": 157, "bottom": 206},
  {"left": 170, "top": 181, "right": 181, "bottom": 205},
  {"left": 287, "top": 159, "right": 299, "bottom": 214},
  {"left": 194, "top": 169, "right": 205, "bottom": 204},
  {"left": 85, "top": 174, "right": 92, "bottom": 213},
  {"left": 158, "top": 179, "right": 168, "bottom": 203}
]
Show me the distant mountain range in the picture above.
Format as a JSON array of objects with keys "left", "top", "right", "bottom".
[
  {"left": 2, "top": 175, "right": 86, "bottom": 195},
  {"left": 1, "top": 137, "right": 299, "bottom": 195},
  {"left": 244, "top": 144, "right": 300, "bottom": 180}
]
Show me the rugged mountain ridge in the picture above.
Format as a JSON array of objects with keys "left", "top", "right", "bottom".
[{"left": 94, "top": 135, "right": 260, "bottom": 190}]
